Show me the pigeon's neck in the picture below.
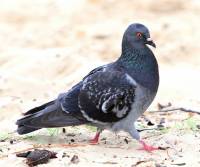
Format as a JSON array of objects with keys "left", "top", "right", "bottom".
[
  {"left": 117, "top": 43, "right": 159, "bottom": 92},
  {"left": 119, "top": 43, "right": 149, "bottom": 65}
]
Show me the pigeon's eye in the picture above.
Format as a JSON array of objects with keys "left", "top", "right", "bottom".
[{"left": 136, "top": 32, "right": 142, "bottom": 38}]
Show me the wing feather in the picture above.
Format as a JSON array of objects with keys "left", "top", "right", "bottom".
[{"left": 79, "top": 67, "right": 136, "bottom": 123}]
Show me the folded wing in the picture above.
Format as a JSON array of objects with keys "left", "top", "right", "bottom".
[{"left": 79, "top": 68, "right": 137, "bottom": 124}]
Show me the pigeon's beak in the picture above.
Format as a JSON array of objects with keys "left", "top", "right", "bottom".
[{"left": 145, "top": 38, "right": 156, "bottom": 48}]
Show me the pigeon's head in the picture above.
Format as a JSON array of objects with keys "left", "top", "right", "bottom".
[{"left": 122, "top": 23, "right": 156, "bottom": 49}]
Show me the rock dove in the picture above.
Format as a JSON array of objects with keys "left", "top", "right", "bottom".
[{"left": 16, "top": 23, "right": 159, "bottom": 152}]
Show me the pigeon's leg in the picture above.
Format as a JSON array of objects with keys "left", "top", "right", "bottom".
[
  {"left": 89, "top": 128, "right": 102, "bottom": 144},
  {"left": 128, "top": 126, "right": 158, "bottom": 152},
  {"left": 138, "top": 140, "right": 158, "bottom": 152}
]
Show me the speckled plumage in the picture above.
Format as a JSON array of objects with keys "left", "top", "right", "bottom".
[
  {"left": 79, "top": 66, "right": 136, "bottom": 123},
  {"left": 16, "top": 23, "right": 159, "bottom": 144}
]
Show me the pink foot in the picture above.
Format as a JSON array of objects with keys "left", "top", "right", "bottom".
[
  {"left": 89, "top": 132, "right": 100, "bottom": 144},
  {"left": 138, "top": 140, "right": 158, "bottom": 152}
]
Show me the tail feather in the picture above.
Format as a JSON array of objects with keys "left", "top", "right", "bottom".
[
  {"left": 24, "top": 100, "right": 54, "bottom": 116},
  {"left": 17, "top": 126, "right": 40, "bottom": 135},
  {"left": 16, "top": 99, "right": 84, "bottom": 135}
]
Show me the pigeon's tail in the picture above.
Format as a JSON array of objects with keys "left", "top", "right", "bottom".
[
  {"left": 16, "top": 99, "right": 84, "bottom": 135},
  {"left": 16, "top": 100, "right": 57, "bottom": 134},
  {"left": 17, "top": 126, "right": 41, "bottom": 135}
]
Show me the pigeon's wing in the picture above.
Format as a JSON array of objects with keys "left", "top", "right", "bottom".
[
  {"left": 57, "top": 64, "right": 109, "bottom": 121},
  {"left": 83, "top": 64, "right": 108, "bottom": 80},
  {"left": 57, "top": 82, "right": 88, "bottom": 122},
  {"left": 78, "top": 69, "right": 137, "bottom": 124}
]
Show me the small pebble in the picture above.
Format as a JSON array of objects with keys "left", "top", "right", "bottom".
[
  {"left": 113, "top": 155, "right": 117, "bottom": 158},
  {"left": 62, "top": 152, "right": 70, "bottom": 158},
  {"left": 9, "top": 140, "right": 14, "bottom": 144},
  {"left": 70, "top": 155, "right": 79, "bottom": 164},
  {"left": 124, "top": 138, "right": 129, "bottom": 144},
  {"left": 62, "top": 128, "right": 66, "bottom": 133},
  {"left": 147, "top": 121, "right": 154, "bottom": 126},
  {"left": 196, "top": 125, "right": 200, "bottom": 129}
]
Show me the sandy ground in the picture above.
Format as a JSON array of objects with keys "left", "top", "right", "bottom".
[{"left": 0, "top": 0, "right": 200, "bottom": 166}]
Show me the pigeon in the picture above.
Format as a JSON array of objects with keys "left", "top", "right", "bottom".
[{"left": 16, "top": 23, "right": 159, "bottom": 152}]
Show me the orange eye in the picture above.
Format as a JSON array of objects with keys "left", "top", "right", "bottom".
[{"left": 136, "top": 32, "right": 142, "bottom": 38}]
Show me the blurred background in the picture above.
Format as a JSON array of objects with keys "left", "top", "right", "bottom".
[{"left": 0, "top": 0, "right": 200, "bottom": 131}]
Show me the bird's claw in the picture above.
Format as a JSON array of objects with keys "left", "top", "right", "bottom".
[
  {"left": 89, "top": 138, "right": 99, "bottom": 145},
  {"left": 89, "top": 132, "right": 100, "bottom": 145},
  {"left": 138, "top": 140, "right": 158, "bottom": 152}
]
